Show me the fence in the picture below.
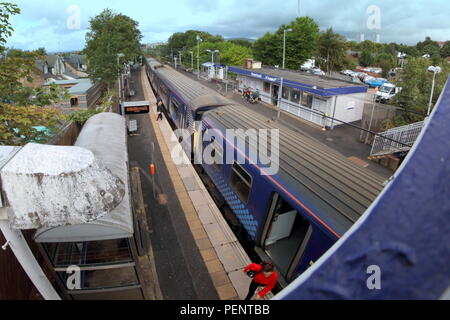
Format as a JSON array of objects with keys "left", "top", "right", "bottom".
[{"left": 370, "top": 121, "right": 425, "bottom": 157}]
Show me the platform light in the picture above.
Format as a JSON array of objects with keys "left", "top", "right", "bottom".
[{"left": 427, "top": 66, "right": 442, "bottom": 116}]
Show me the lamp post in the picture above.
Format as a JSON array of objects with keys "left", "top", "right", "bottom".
[
  {"left": 206, "top": 49, "right": 220, "bottom": 78},
  {"left": 179, "top": 52, "right": 183, "bottom": 68},
  {"left": 427, "top": 66, "right": 442, "bottom": 116},
  {"left": 117, "top": 53, "right": 125, "bottom": 115},
  {"left": 282, "top": 28, "right": 292, "bottom": 69},
  {"left": 189, "top": 51, "right": 194, "bottom": 69},
  {"left": 196, "top": 35, "right": 202, "bottom": 79}
]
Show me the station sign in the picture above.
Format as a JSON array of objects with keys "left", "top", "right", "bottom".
[{"left": 124, "top": 101, "right": 150, "bottom": 115}]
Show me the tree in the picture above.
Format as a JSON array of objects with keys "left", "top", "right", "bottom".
[
  {"left": 375, "top": 52, "right": 397, "bottom": 78},
  {"left": 440, "top": 41, "right": 450, "bottom": 58},
  {"left": 228, "top": 39, "right": 253, "bottom": 49},
  {"left": 253, "top": 17, "right": 320, "bottom": 69},
  {"left": 0, "top": 3, "right": 65, "bottom": 145},
  {"left": 392, "top": 57, "right": 450, "bottom": 126},
  {"left": 84, "top": 9, "right": 143, "bottom": 88},
  {"left": 193, "top": 41, "right": 252, "bottom": 67},
  {"left": 0, "top": 2, "right": 19, "bottom": 51},
  {"left": 317, "top": 28, "right": 346, "bottom": 74},
  {"left": 167, "top": 30, "right": 223, "bottom": 52},
  {"left": 253, "top": 32, "right": 279, "bottom": 66},
  {"left": 359, "top": 49, "right": 375, "bottom": 67}
]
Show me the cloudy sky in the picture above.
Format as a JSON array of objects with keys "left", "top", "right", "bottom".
[{"left": 6, "top": 0, "right": 450, "bottom": 52}]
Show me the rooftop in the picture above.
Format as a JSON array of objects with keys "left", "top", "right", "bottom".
[
  {"left": 229, "top": 66, "right": 368, "bottom": 97},
  {"left": 45, "top": 78, "right": 95, "bottom": 95}
]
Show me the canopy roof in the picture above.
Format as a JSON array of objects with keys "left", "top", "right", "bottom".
[{"left": 34, "top": 113, "right": 133, "bottom": 243}]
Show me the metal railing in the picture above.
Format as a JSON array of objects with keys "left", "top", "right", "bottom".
[{"left": 370, "top": 121, "right": 425, "bottom": 157}]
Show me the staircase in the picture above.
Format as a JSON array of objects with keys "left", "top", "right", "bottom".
[{"left": 370, "top": 121, "right": 425, "bottom": 159}]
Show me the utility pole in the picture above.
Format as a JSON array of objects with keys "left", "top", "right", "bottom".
[
  {"left": 282, "top": 29, "right": 292, "bottom": 69},
  {"left": 365, "top": 93, "right": 377, "bottom": 144},
  {"left": 190, "top": 51, "right": 194, "bottom": 70}
]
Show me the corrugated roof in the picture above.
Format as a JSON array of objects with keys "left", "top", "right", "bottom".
[
  {"left": 148, "top": 58, "right": 232, "bottom": 110},
  {"left": 233, "top": 66, "right": 364, "bottom": 89}
]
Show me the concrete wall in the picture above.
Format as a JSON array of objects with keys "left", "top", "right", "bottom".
[
  {"left": 359, "top": 102, "right": 398, "bottom": 144},
  {"left": 333, "top": 92, "right": 366, "bottom": 125}
]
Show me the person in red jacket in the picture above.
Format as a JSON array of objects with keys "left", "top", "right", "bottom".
[{"left": 243, "top": 262, "right": 278, "bottom": 300}]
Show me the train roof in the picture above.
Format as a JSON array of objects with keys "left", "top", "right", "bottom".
[
  {"left": 203, "top": 105, "right": 385, "bottom": 236},
  {"left": 147, "top": 58, "right": 232, "bottom": 111}
]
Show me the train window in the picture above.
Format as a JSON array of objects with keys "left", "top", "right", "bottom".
[
  {"left": 301, "top": 92, "right": 313, "bottom": 109},
  {"left": 282, "top": 87, "right": 290, "bottom": 100},
  {"left": 170, "top": 99, "right": 180, "bottom": 117},
  {"left": 291, "top": 90, "right": 301, "bottom": 104},
  {"left": 211, "top": 140, "right": 223, "bottom": 171},
  {"left": 230, "top": 162, "right": 252, "bottom": 204}
]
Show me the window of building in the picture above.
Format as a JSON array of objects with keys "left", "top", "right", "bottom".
[
  {"left": 43, "top": 239, "right": 133, "bottom": 268},
  {"left": 301, "top": 92, "right": 313, "bottom": 109},
  {"left": 70, "top": 97, "right": 79, "bottom": 108},
  {"left": 263, "top": 82, "right": 271, "bottom": 93},
  {"left": 57, "top": 266, "right": 139, "bottom": 291},
  {"left": 291, "top": 90, "right": 301, "bottom": 104},
  {"left": 282, "top": 87, "right": 290, "bottom": 100},
  {"left": 230, "top": 162, "right": 253, "bottom": 204}
]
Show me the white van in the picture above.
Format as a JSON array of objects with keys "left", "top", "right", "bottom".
[{"left": 376, "top": 83, "right": 401, "bottom": 103}]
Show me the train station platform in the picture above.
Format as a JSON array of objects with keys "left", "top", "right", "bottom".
[{"left": 125, "top": 66, "right": 256, "bottom": 300}]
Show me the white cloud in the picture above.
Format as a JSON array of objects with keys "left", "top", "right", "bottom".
[{"left": 4, "top": 0, "right": 450, "bottom": 51}]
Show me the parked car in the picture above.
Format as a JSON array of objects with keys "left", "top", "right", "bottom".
[
  {"left": 340, "top": 70, "right": 354, "bottom": 76},
  {"left": 350, "top": 76, "right": 364, "bottom": 84},
  {"left": 362, "top": 75, "right": 376, "bottom": 84},
  {"left": 356, "top": 72, "right": 368, "bottom": 81},
  {"left": 309, "top": 68, "right": 325, "bottom": 76},
  {"left": 366, "top": 78, "right": 388, "bottom": 88}
]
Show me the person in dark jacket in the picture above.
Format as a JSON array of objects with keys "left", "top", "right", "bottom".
[
  {"left": 156, "top": 96, "right": 164, "bottom": 121},
  {"left": 244, "top": 262, "right": 278, "bottom": 300}
]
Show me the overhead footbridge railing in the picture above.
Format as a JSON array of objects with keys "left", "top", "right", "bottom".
[{"left": 370, "top": 120, "right": 425, "bottom": 158}]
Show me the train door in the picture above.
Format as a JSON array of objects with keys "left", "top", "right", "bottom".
[{"left": 261, "top": 193, "right": 312, "bottom": 281}]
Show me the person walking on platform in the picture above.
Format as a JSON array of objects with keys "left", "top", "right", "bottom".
[
  {"left": 244, "top": 262, "right": 278, "bottom": 300},
  {"left": 156, "top": 95, "right": 164, "bottom": 121}
]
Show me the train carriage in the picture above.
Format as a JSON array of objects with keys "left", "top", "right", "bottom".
[
  {"left": 200, "top": 105, "right": 385, "bottom": 283},
  {"left": 145, "top": 57, "right": 385, "bottom": 285},
  {"left": 145, "top": 58, "right": 231, "bottom": 153}
]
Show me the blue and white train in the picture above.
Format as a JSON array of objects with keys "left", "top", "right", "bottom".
[{"left": 145, "top": 58, "right": 384, "bottom": 285}]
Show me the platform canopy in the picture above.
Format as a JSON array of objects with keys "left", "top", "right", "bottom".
[{"left": 34, "top": 113, "right": 133, "bottom": 243}]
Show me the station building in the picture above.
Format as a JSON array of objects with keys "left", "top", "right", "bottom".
[{"left": 228, "top": 66, "right": 369, "bottom": 128}]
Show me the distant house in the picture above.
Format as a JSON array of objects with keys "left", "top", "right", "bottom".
[
  {"left": 65, "top": 54, "right": 88, "bottom": 78},
  {"left": 66, "top": 54, "right": 87, "bottom": 72},
  {"left": 43, "top": 78, "right": 102, "bottom": 110},
  {"left": 35, "top": 59, "right": 49, "bottom": 75},
  {"left": 437, "top": 41, "right": 447, "bottom": 49},
  {"left": 46, "top": 54, "right": 66, "bottom": 76},
  {"left": 346, "top": 50, "right": 360, "bottom": 58}
]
